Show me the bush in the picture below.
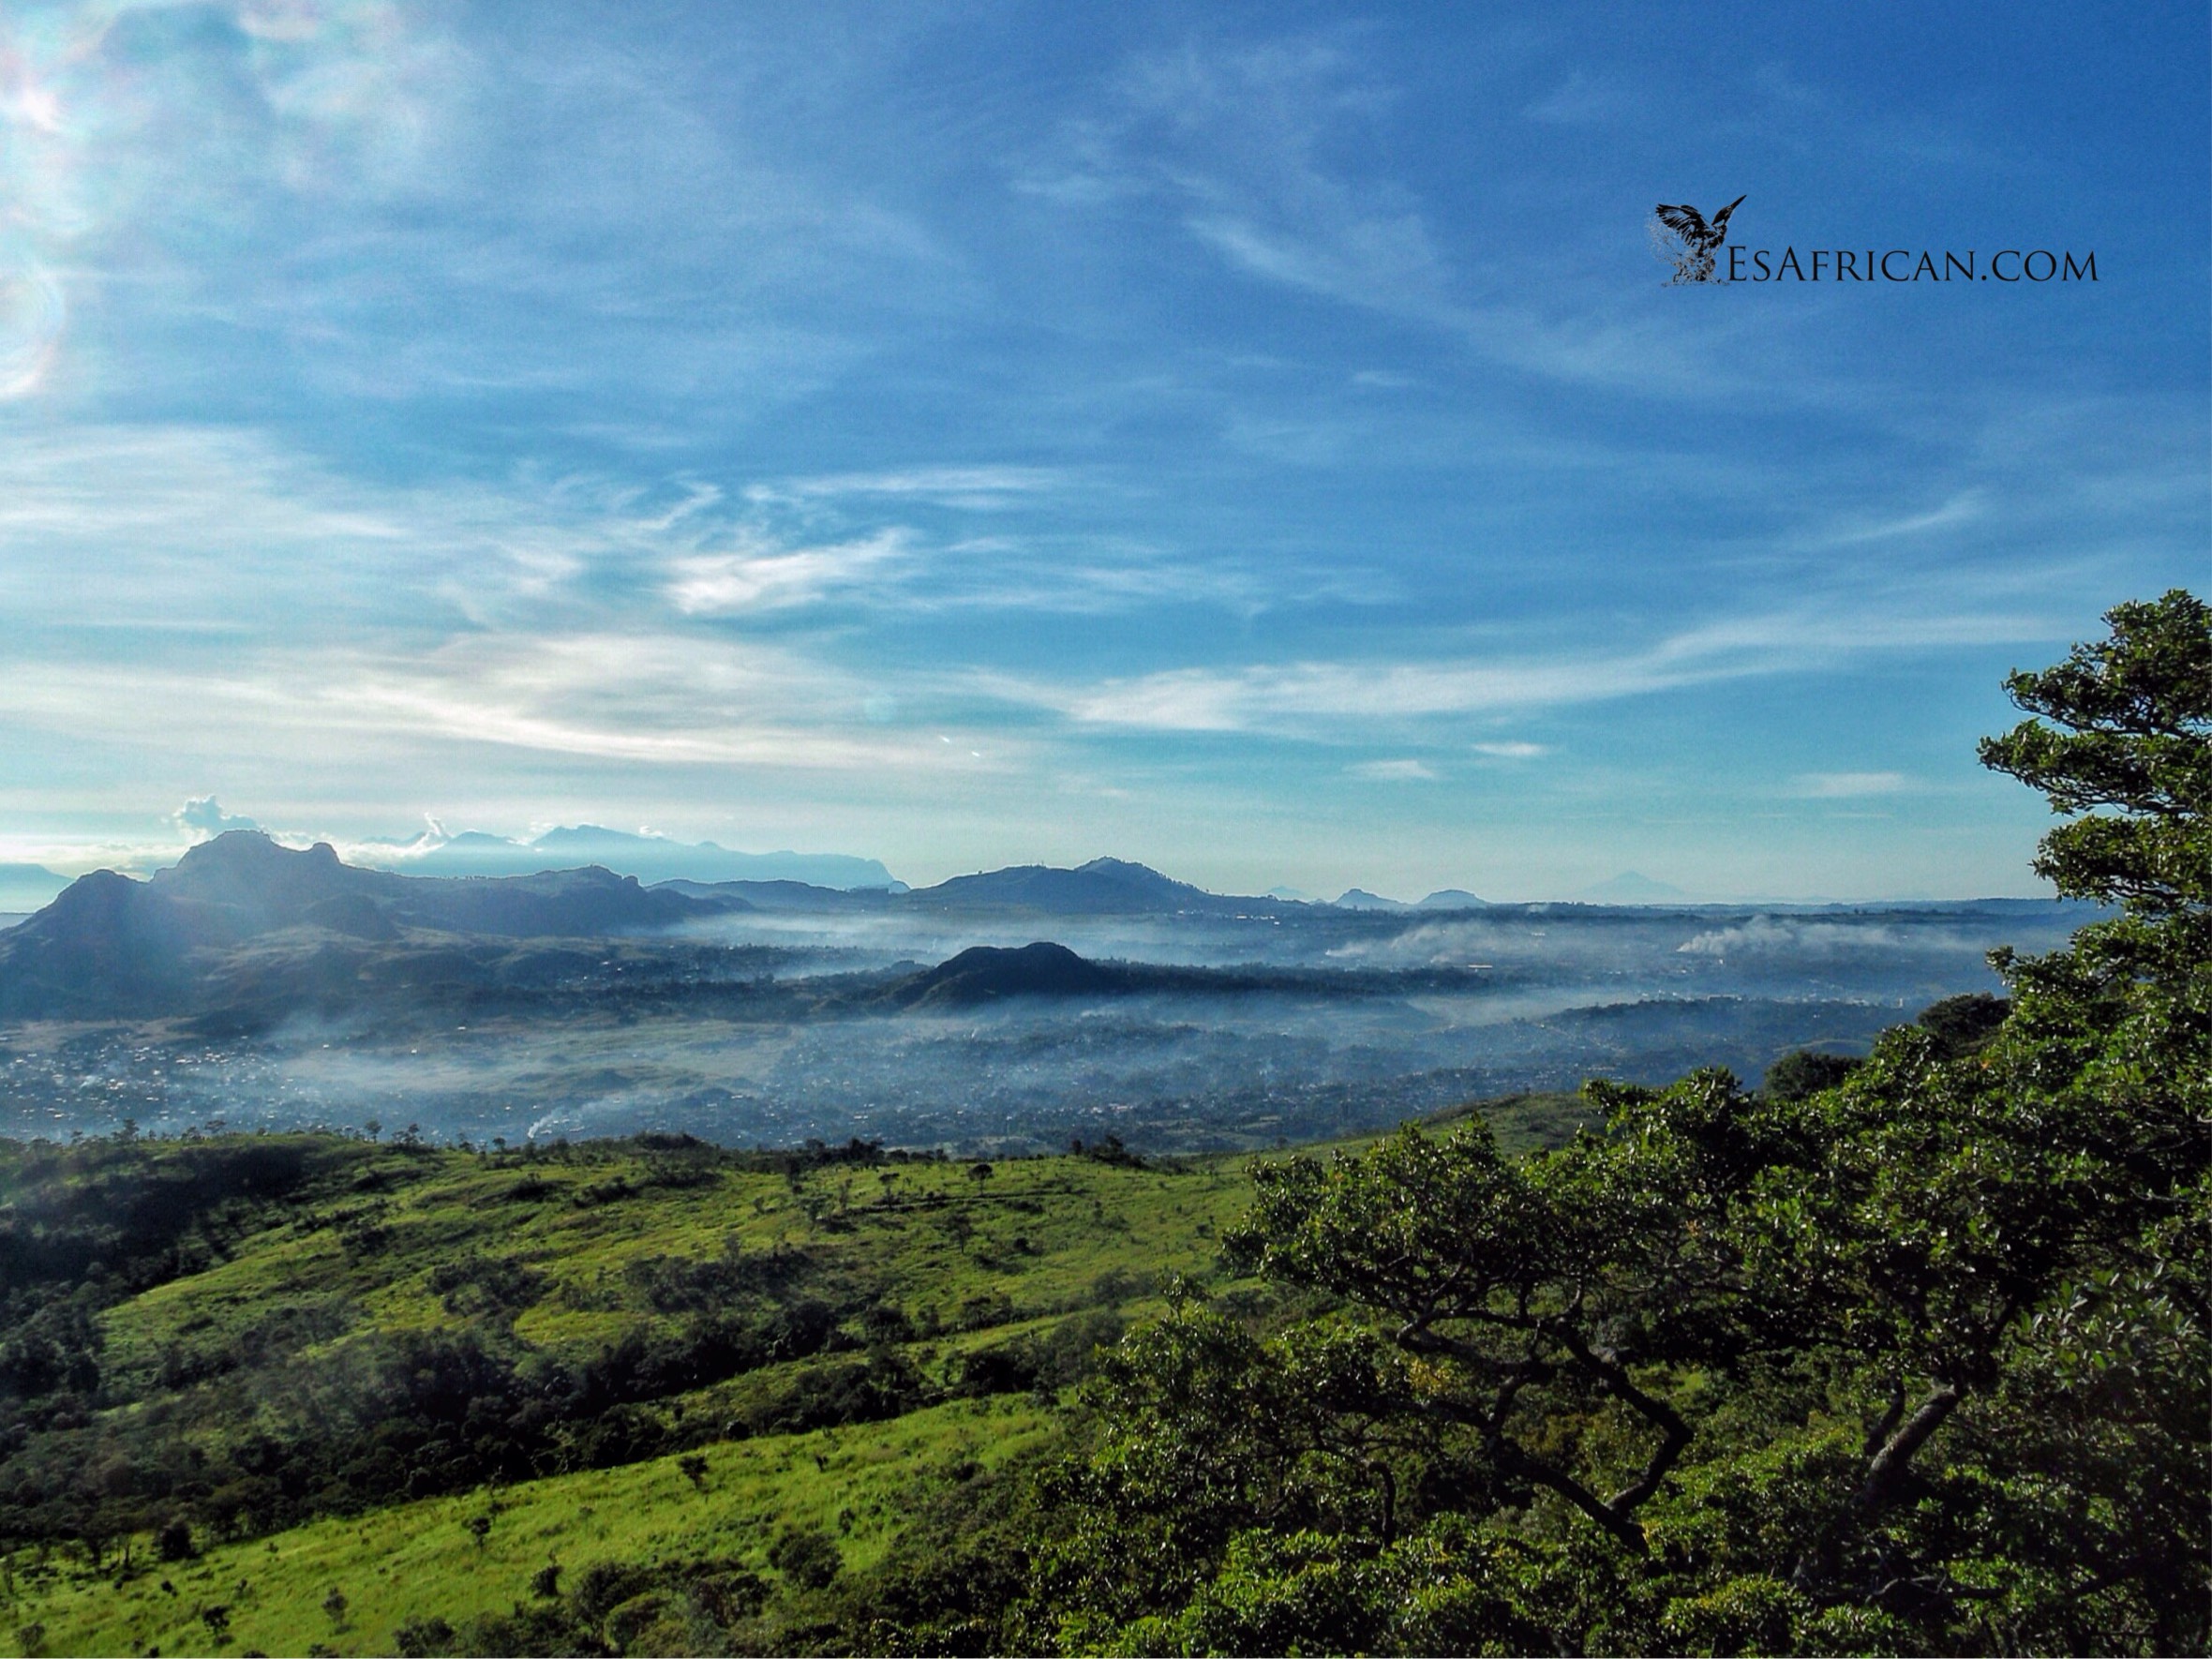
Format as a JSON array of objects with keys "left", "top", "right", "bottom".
[
  {"left": 392, "top": 1613, "right": 456, "bottom": 1656},
  {"left": 769, "top": 1525, "right": 844, "bottom": 1591}
]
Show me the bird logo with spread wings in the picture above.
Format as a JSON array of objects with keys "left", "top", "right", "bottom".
[{"left": 1651, "top": 196, "right": 1745, "bottom": 283}]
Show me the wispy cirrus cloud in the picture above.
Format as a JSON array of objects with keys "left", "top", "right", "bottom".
[
  {"left": 0, "top": 423, "right": 1268, "bottom": 636},
  {"left": 744, "top": 466, "right": 1068, "bottom": 510},
  {"left": 1014, "top": 33, "right": 1797, "bottom": 400},
  {"left": 1024, "top": 37, "right": 1472, "bottom": 333},
  {"left": 985, "top": 596, "right": 2069, "bottom": 737},
  {"left": 666, "top": 530, "right": 908, "bottom": 615},
  {"left": 0, "top": 631, "right": 1011, "bottom": 775}
]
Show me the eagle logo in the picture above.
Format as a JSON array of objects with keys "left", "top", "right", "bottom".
[{"left": 1651, "top": 196, "right": 1745, "bottom": 284}]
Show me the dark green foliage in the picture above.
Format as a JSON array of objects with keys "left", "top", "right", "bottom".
[
  {"left": 1070, "top": 1134, "right": 1146, "bottom": 1169},
  {"left": 1979, "top": 589, "right": 2210, "bottom": 913},
  {"left": 769, "top": 1525, "right": 844, "bottom": 1590},
  {"left": 1914, "top": 991, "right": 2010, "bottom": 1056},
  {"left": 1761, "top": 1047, "right": 1861, "bottom": 1099},
  {"left": 953, "top": 1309, "right": 1125, "bottom": 1399},
  {"left": 1036, "top": 594, "right": 2210, "bottom": 1655},
  {"left": 448, "top": 1553, "right": 771, "bottom": 1656},
  {"left": 393, "top": 1612, "right": 456, "bottom": 1655},
  {"left": 427, "top": 1254, "right": 545, "bottom": 1318}
]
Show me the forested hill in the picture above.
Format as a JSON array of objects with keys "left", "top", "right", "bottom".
[{"left": 0, "top": 1126, "right": 1263, "bottom": 1656}]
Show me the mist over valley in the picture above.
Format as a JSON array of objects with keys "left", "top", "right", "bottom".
[{"left": 0, "top": 831, "right": 2089, "bottom": 1154}]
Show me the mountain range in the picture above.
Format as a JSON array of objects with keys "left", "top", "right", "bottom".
[
  {"left": 0, "top": 835, "right": 1304, "bottom": 1022},
  {"left": 0, "top": 832, "right": 743, "bottom": 1019},
  {"left": 0, "top": 861, "right": 69, "bottom": 914},
  {"left": 378, "top": 825, "right": 900, "bottom": 889}
]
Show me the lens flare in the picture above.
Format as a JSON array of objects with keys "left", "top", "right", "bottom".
[{"left": 0, "top": 260, "right": 64, "bottom": 398}]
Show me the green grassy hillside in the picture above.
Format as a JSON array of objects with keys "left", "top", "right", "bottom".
[
  {"left": 0, "top": 1128, "right": 1265, "bottom": 1656},
  {"left": 10, "top": 1397, "right": 1052, "bottom": 1657},
  {"left": 0, "top": 1095, "right": 1613, "bottom": 1657}
]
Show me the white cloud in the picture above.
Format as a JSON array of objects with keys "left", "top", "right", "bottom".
[
  {"left": 0, "top": 632, "right": 1018, "bottom": 778},
  {"left": 1348, "top": 758, "right": 1436, "bottom": 781},
  {"left": 964, "top": 583, "right": 2079, "bottom": 740},
  {"left": 1472, "top": 740, "right": 1547, "bottom": 758},
  {"left": 665, "top": 531, "right": 906, "bottom": 615},
  {"left": 1812, "top": 492, "right": 1987, "bottom": 548},
  {"left": 1792, "top": 771, "right": 1909, "bottom": 799},
  {"left": 993, "top": 599, "right": 2056, "bottom": 736},
  {"left": 174, "top": 797, "right": 262, "bottom": 839}
]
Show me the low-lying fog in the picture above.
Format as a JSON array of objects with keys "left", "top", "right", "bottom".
[{"left": 0, "top": 899, "right": 2091, "bottom": 1154}]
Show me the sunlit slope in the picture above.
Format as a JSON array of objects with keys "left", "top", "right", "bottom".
[
  {"left": 90, "top": 1136, "right": 1255, "bottom": 1391},
  {"left": 12, "top": 1397, "right": 1050, "bottom": 1658},
  {"left": 1, "top": 1132, "right": 1258, "bottom": 1653},
  {"left": 1, "top": 1099, "right": 1606, "bottom": 1655}
]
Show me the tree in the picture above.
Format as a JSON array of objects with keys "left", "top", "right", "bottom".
[
  {"left": 1978, "top": 589, "right": 2211, "bottom": 914},
  {"left": 1053, "top": 593, "right": 2209, "bottom": 1654},
  {"left": 1761, "top": 1046, "right": 1861, "bottom": 1099}
]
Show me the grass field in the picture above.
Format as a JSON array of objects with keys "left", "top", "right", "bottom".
[
  {"left": 6, "top": 1396, "right": 1052, "bottom": 1657},
  {"left": 1, "top": 1095, "right": 1600, "bottom": 1656}
]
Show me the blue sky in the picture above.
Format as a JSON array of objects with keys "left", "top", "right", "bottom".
[{"left": 1, "top": 0, "right": 2205, "bottom": 898}]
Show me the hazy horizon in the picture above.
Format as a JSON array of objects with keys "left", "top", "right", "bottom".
[{"left": 0, "top": 808, "right": 2096, "bottom": 909}]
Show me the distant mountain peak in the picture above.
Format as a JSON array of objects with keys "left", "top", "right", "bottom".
[
  {"left": 1416, "top": 889, "right": 1490, "bottom": 910},
  {"left": 912, "top": 859, "right": 1221, "bottom": 915},
  {"left": 889, "top": 941, "right": 1117, "bottom": 1008},
  {"left": 0, "top": 835, "right": 744, "bottom": 1021},
  {"left": 172, "top": 830, "right": 336, "bottom": 868},
  {"left": 1334, "top": 889, "right": 1412, "bottom": 911},
  {"left": 380, "top": 824, "right": 898, "bottom": 889}
]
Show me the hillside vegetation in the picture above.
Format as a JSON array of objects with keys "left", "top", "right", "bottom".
[
  {"left": 0, "top": 1128, "right": 1261, "bottom": 1655},
  {"left": 2, "top": 594, "right": 2205, "bottom": 1657}
]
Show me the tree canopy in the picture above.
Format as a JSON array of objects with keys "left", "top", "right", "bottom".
[{"left": 1041, "top": 591, "right": 2209, "bottom": 1655}]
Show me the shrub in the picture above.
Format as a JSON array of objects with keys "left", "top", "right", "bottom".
[
  {"left": 769, "top": 1525, "right": 844, "bottom": 1591},
  {"left": 391, "top": 1613, "right": 456, "bottom": 1656}
]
